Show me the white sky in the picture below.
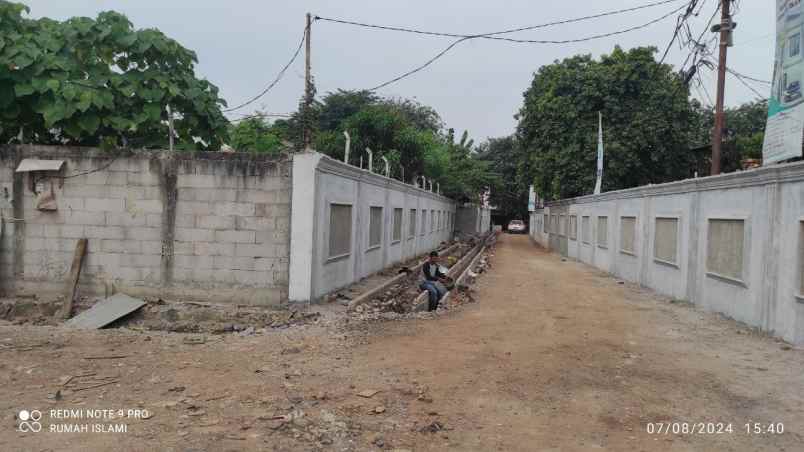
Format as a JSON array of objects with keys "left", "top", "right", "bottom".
[{"left": 23, "top": 0, "right": 774, "bottom": 141}]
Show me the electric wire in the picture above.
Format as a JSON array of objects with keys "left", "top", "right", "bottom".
[
  {"left": 697, "top": 72, "right": 715, "bottom": 105},
  {"left": 725, "top": 67, "right": 771, "bottom": 85},
  {"left": 315, "top": 0, "right": 685, "bottom": 44},
  {"left": 678, "top": 1, "right": 720, "bottom": 74},
  {"left": 223, "top": 25, "right": 308, "bottom": 113},
  {"left": 727, "top": 69, "right": 768, "bottom": 99},
  {"left": 658, "top": 0, "right": 701, "bottom": 65},
  {"left": 366, "top": 3, "right": 690, "bottom": 91}
]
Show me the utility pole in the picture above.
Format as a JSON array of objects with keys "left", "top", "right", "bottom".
[
  {"left": 303, "top": 12, "right": 313, "bottom": 150},
  {"left": 711, "top": 0, "right": 732, "bottom": 176},
  {"left": 167, "top": 105, "right": 174, "bottom": 152}
]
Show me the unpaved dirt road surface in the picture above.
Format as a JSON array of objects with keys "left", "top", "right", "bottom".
[{"left": 2, "top": 234, "right": 803, "bottom": 451}]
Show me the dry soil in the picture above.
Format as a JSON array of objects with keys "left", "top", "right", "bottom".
[{"left": 1, "top": 234, "right": 802, "bottom": 451}]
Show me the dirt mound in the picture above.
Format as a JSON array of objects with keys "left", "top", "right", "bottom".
[
  {"left": 115, "top": 301, "right": 322, "bottom": 333},
  {"left": 0, "top": 296, "right": 321, "bottom": 334}
]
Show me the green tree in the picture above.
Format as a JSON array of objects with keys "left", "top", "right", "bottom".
[
  {"left": 517, "top": 46, "right": 694, "bottom": 200},
  {"left": 228, "top": 116, "right": 284, "bottom": 154},
  {"left": 434, "top": 130, "right": 499, "bottom": 203},
  {"left": 722, "top": 99, "right": 767, "bottom": 161},
  {"left": 476, "top": 135, "right": 530, "bottom": 221},
  {"left": 689, "top": 99, "right": 768, "bottom": 174},
  {"left": 0, "top": 1, "right": 228, "bottom": 149},
  {"left": 305, "top": 91, "right": 459, "bottom": 189},
  {"left": 270, "top": 88, "right": 493, "bottom": 201}
]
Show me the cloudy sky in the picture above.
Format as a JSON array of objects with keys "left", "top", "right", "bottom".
[{"left": 23, "top": 1, "right": 773, "bottom": 141}]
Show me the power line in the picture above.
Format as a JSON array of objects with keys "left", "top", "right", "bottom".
[
  {"left": 223, "top": 26, "right": 308, "bottom": 113},
  {"left": 316, "top": 0, "right": 685, "bottom": 44},
  {"left": 367, "top": 3, "right": 689, "bottom": 91},
  {"left": 697, "top": 72, "right": 715, "bottom": 105},
  {"left": 727, "top": 68, "right": 768, "bottom": 99},
  {"left": 735, "top": 33, "right": 773, "bottom": 47},
  {"left": 726, "top": 67, "right": 771, "bottom": 85},
  {"left": 658, "top": 0, "right": 701, "bottom": 65},
  {"left": 694, "top": 84, "right": 713, "bottom": 106},
  {"left": 678, "top": 1, "right": 720, "bottom": 73}
]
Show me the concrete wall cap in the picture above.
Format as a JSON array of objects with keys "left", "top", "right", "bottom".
[{"left": 546, "top": 160, "right": 804, "bottom": 207}]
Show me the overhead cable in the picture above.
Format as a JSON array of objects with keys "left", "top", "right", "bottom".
[
  {"left": 223, "top": 25, "right": 308, "bottom": 113},
  {"left": 315, "top": 0, "right": 685, "bottom": 44},
  {"left": 365, "top": 3, "right": 689, "bottom": 91}
]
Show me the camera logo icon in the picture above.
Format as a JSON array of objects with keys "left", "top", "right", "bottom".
[{"left": 18, "top": 410, "right": 42, "bottom": 433}]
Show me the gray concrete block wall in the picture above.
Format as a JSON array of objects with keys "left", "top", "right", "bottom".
[
  {"left": 534, "top": 162, "right": 804, "bottom": 345},
  {"left": 0, "top": 159, "right": 17, "bottom": 295},
  {"left": 169, "top": 160, "right": 291, "bottom": 304},
  {"left": 0, "top": 145, "right": 290, "bottom": 305}
]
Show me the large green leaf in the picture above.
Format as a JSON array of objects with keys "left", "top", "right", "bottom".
[
  {"left": 13, "top": 83, "right": 34, "bottom": 97},
  {"left": 76, "top": 91, "right": 93, "bottom": 112},
  {"left": 42, "top": 101, "right": 67, "bottom": 126},
  {"left": 77, "top": 113, "right": 100, "bottom": 133},
  {"left": 91, "top": 90, "right": 114, "bottom": 109},
  {"left": 116, "top": 33, "right": 137, "bottom": 47},
  {"left": 106, "top": 115, "right": 135, "bottom": 131},
  {"left": 61, "top": 83, "right": 77, "bottom": 101},
  {"left": 31, "top": 77, "right": 49, "bottom": 93},
  {"left": 143, "top": 102, "right": 162, "bottom": 121},
  {"left": 13, "top": 53, "right": 33, "bottom": 68},
  {"left": 62, "top": 121, "right": 83, "bottom": 139}
]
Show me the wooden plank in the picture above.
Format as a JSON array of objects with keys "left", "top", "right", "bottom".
[{"left": 60, "top": 238, "right": 87, "bottom": 319}]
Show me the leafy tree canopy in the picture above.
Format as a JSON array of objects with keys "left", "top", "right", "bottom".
[
  {"left": 475, "top": 135, "right": 530, "bottom": 222},
  {"left": 228, "top": 116, "right": 284, "bottom": 154},
  {"left": 0, "top": 1, "right": 228, "bottom": 149},
  {"left": 250, "top": 89, "right": 492, "bottom": 201},
  {"left": 516, "top": 46, "right": 695, "bottom": 200},
  {"left": 688, "top": 99, "right": 767, "bottom": 174}
]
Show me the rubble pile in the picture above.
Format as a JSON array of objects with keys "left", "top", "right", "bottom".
[
  {"left": 460, "top": 248, "right": 495, "bottom": 287},
  {"left": 0, "top": 295, "right": 322, "bottom": 334},
  {"left": 0, "top": 297, "right": 65, "bottom": 326},
  {"left": 119, "top": 301, "right": 322, "bottom": 334},
  {"left": 350, "top": 243, "right": 469, "bottom": 319}
]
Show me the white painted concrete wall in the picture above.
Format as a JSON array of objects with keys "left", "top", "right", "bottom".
[
  {"left": 530, "top": 161, "right": 804, "bottom": 345},
  {"left": 290, "top": 153, "right": 455, "bottom": 301},
  {"left": 456, "top": 204, "right": 492, "bottom": 235}
]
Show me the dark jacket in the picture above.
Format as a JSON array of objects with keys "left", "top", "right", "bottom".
[{"left": 422, "top": 261, "right": 446, "bottom": 282}]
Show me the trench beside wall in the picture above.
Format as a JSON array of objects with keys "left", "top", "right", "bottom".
[
  {"left": 290, "top": 153, "right": 455, "bottom": 301},
  {"left": 0, "top": 145, "right": 291, "bottom": 305},
  {"left": 529, "top": 161, "right": 804, "bottom": 345}
]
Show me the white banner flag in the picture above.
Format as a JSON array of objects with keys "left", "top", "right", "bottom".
[{"left": 594, "top": 112, "right": 604, "bottom": 195}]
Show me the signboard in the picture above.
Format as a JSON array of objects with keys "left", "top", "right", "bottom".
[{"left": 764, "top": 0, "right": 804, "bottom": 164}]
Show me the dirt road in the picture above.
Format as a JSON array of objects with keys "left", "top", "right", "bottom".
[{"left": 2, "top": 234, "right": 803, "bottom": 451}]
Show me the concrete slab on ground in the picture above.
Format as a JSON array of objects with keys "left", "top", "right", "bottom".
[{"left": 65, "top": 293, "right": 145, "bottom": 329}]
